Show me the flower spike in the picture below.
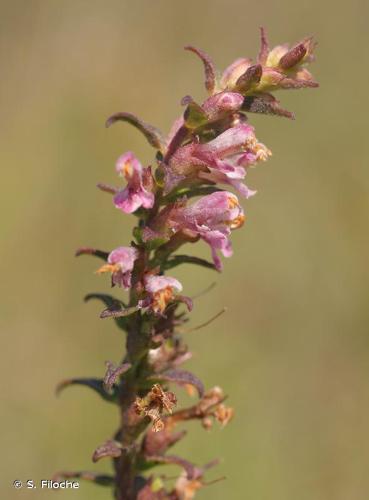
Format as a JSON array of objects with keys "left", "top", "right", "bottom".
[{"left": 65, "top": 29, "right": 318, "bottom": 499}]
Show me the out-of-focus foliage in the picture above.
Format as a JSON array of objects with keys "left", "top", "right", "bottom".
[{"left": 1, "top": 1, "right": 368, "bottom": 499}]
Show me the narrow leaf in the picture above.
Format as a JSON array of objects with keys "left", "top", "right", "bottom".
[
  {"left": 53, "top": 470, "right": 114, "bottom": 487},
  {"left": 185, "top": 46, "right": 216, "bottom": 94},
  {"left": 105, "top": 112, "right": 165, "bottom": 152},
  {"left": 75, "top": 247, "right": 109, "bottom": 261},
  {"left": 187, "top": 308, "right": 226, "bottom": 333},
  {"left": 242, "top": 93, "right": 295, "bottom": 119},
  {"left": 258, "top": 26, "right": 270, "bottom": 65},
  {"left": 96, "top": 183, "right": 118, "bottom": 195},
  {"left": 151, "top": 369, "right": 205, "bottom": 398},
  {"left": 56, "top": 378, "right": 117, "bottom": 403},
  {"left": 176, "top": 295, "right": 193, "bottom": 312},
  {"left": 100, "top": 305, "right": 140, "bottom": 319},
  {"left": 92, "top": 439, "right": 123, "bottom": 463},
  {"left": 278, "top": 77, "right": 319, "bottom": 89},
  {"left": 162, "top": 255, "right": 217, "bottom": 272},
  {"left": 84, "top": 293, "right": 130, "bottom": 330},
  {"left": 104, "top": 361, "right": 131, "bottom": 392}
]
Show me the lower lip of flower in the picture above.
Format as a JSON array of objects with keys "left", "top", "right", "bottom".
[
  {"left": 96, "top": 263, "right": 121, "bottom": 274},
  {"left": 229, "top": 213, "right": 245, "bottom": 229},
  {"left": 118, "top": 162, "right": 133, "bottom": 179},
  {"left": 152, "top": 287, "right": 175, "bottom": 313},
  {"left": 227, "top": 194, "right": 241, "bottom": 210},
  {"left": 245, "top": 138, "right": 271, "bottom": 162},
  {"left": 255, "top": 144, "right": 272, "bottom": 161}
]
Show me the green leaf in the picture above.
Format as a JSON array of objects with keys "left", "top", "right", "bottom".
[
  {"left": 56, "top": 378, "right": 118, "bottom": 403},
  {"left": 183, "top": 101, "right": 208, "bottom": 129},
  {"left": 162, "top": 255, "right": 217, "bottom": 272}
]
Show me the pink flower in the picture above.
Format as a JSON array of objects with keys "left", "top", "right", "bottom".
[
  {"left": 165, "top": 124, "right": 270, "bottom": 196},
  {"left": 171, "top": 191, "right": 245, "bottom": 270},
  {"left": 141, "top": 275, "right": 184, "bottom": 314},
  {"left": 113, "top": 152, "right": 154, "bottom": 213},
  {"left": 96, "top": 246, "right": 138, "bottom": 289}
]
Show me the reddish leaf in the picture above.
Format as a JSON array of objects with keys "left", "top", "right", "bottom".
[
  {"left": 152, "top": 369, "right": 204, "bottom": 398},
  {"left": 75, "top": 247, "right": 109, "bottom": 261},
  {"left": 96, "top": 183, "right": 118, "bottom": 195},
  {"left": 104, "top": 361, "right": 131, "bottom": 392},
  {"left": 278, "top": 77, "right": 319, "bottom": 89},
  {"left": 105, "top": 112, "right": 165, "bottom": 152},
  {"left": 92, "top": 439, "right": 123, "bottom": 463},
  {"left": 84, "top": 293, "right": 130, "bottom": 331},
  {"left": 185, "top": 46, "right": 216, "bottom": 94},
  {"left": 56, "top": 378, "right": 117, "bottom": 403},
  {"left": 258, "top": 26, "right": 270, "bottom": 65},
  {"left": 242, "top": 93, "right": 295, "bottom": 119}
]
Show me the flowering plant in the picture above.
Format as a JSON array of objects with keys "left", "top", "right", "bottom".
[{"left": 55, "top": 28, "right": 317, "bottom": 499}]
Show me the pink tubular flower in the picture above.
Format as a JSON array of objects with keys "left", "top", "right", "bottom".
[
  {"left": 113, "top": 152, "right": 155, "bottom": 213},
  {"left": 142, "top": 275, "right": 183, "bottom": 314},
  {"left": 171, "top": 191, "right": 245, "bottom": 270},
  {"left": 165, "top": 124, "right": 270, "bottom": 197},
  {"left": 96, "top": 246, "right": 138, "bottom": 289}
]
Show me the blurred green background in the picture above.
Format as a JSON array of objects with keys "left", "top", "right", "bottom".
[{"left": 1, "top": 1, "right": 368, "bottom": 499}]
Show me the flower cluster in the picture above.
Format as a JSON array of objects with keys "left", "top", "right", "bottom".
[{"left": 57, "top": 28, "right": 317, "bottom": 500}]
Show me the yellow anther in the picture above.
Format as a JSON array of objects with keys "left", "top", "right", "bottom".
[
  {"left": 117, "top": 161, "right": 134, "bottom": 179},
  {"left": 96, "top": 263, "right": 120, "bottom": 275},
  {"left": 230, "top": 213, "right": 245, "bottom": 229},
  {"left": 152, "top": 287, "right": 175, "bottom": 313},
  {"left": 227, "top": 194, "right": 240, "bottom": 210}
]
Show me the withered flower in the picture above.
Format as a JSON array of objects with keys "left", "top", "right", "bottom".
[{"left": 134, "top": 384, "right": 177, "bottom": 433}]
